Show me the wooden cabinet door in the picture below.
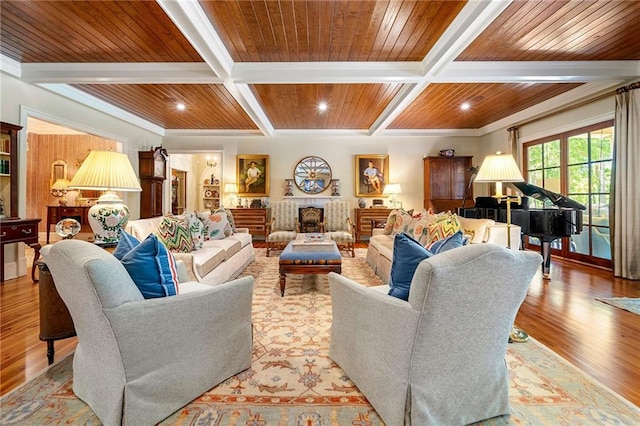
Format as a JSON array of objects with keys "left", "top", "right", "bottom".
[{"left": 423, "top": 156, "right": 473, "bottom": 213}]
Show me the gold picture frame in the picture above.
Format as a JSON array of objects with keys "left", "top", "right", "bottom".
[
  {"left": 355, "top": 154, "right": 389, "bottom": 197},
  {"left": 237, "top": 154, "right": 269, "bottom": 197}
]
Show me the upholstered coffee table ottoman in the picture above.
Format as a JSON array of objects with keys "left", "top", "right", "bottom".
[{"left": 278, "top": 236, "right": 342, "bottom": 296}]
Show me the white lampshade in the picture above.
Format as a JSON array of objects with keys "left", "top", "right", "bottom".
[
  {"left": 475, "top": 152, "right": 524, "bottom": 197},
  {"left": 51, "top": 178, "right": 71, "bottom": 190},
  {"left": 69, "top": 150, "right": 142, "bottom": 245},
  {"left": 69, "top": 151, "right": 142, "bottom": 192},
  {"left": 51, "top": 178, "right": 72, "bottom": 205},
  {"left": 224, "top": 183, "right": 238, "bottom": 194},
  {"left": 383, "top": 183, "right": 402, "bottom": 195}
]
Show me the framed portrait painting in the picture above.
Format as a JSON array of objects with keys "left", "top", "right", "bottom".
[
  {"left": 355, "top": 154, "right": 389, "bottom": 197},
  {"left": 237, "top": 154, "right": 269, "bottom": 197}
]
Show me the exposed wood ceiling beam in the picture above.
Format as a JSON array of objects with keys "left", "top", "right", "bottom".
[{"left": 369, "top": 0, "right": 512, "bottom": 136}]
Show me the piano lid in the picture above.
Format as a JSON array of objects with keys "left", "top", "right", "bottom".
[{"left": 510, "top": 182, "right": 587, "bottom": 210}]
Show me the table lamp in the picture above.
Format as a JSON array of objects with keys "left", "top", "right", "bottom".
[
  {"left": 50, "top": 178, "right": 71, "bottom": 206},
  {"left": 69, "top": 150, "right": 142, "bottom": 245},
  {"left": 383, "top": 183, "right": 402, "bottom": 208},
  {"left": 224, "top": 183, "right": 238, "bottom": 208}
]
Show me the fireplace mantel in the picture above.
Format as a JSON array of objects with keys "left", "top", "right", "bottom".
[{"left": 284, "top": 196, "right": 341, "bottom": 207}]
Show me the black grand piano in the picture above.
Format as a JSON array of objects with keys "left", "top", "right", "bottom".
[{"left": 462, "top": 182, "right": 586, "bottom": 278}]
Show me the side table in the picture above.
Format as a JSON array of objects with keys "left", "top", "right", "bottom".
[{"left": 38, "top": 261, "right": 76, "bottom": 364}]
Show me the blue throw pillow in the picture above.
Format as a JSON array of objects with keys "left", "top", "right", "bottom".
[
  {"left": 429, "top": 230, "right": 464, "bottom": 254},
  {"left": 388, "top": 233, "right": 434, "bottom": 301},
  {"left": 112, "top": 230, "right": 140, "bottom": 260},
  {"left": 120, "top": 234, "right": 179, "bottom": 299}
]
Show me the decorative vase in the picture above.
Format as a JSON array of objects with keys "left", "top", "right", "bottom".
[{"left": 358, "top": 198, "right": 366, "bottom": 208}]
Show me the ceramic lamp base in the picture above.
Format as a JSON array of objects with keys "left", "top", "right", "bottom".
[{"left": 88, "top": 191, "right": 130, "bottom": 244}]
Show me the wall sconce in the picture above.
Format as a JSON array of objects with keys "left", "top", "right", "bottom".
[{"left": 206, "top": 155, "right": 218, "bottom": 168}]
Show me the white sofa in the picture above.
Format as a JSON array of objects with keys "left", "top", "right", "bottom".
[
  {"left": 366, "top": 211, "right": 521, "bottom": 285},
  {"left": 126, "top": 213, "right": 255, "bottom": 286}
]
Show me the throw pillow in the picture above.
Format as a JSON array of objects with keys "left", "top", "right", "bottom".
[
  {"left": 427, "top": 230, "right": 465, "bottom": 254},
  {"left": 112, "top": 230, "right": 140, "bottom": 260},
  {"left": 425, "top": 213, "right": 461, "bottom": 247},
  {"left": 199, "top": 211, "right": 232, "bottom": 240},
  {"left": 388, "top": 233, "right": 434, "bottom": 301},
  {"left": 383, "top": 209, "right": 399, "bottom": 235},
  {"left": 390, "top": 208, "right": 415, "bottom": 235},
  {"left": 183, "top": 211, "right": 205, "bottom": 250},
  {"left": 120, "top": 234, "right": 179, "bottom": 298},
  {"left": 214, "top": 207, "right": 237, "bottom": 233},
  {"left": 155, "top": 217, "right": 193, "bottom": 253}
]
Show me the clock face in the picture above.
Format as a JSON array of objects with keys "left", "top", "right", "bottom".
[{"left": 154, "top": 158, "right": 165, "bottom": 178}]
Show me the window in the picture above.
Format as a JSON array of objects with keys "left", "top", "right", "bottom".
[{"left": 523, "top": 120, "right": 613, "bottom": 267}]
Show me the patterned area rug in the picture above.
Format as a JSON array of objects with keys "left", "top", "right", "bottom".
[
  {"left": 2, "top": 248, "right": 639, "bottom": 425},
  {"left": 596, "top": 297, "right": 640, "bottom": 315}
]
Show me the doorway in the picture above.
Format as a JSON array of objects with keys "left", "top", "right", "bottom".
[{"left": 171, "top": 169, "right": 187, "bottom": 215}]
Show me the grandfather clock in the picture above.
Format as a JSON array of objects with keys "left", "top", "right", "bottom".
[{"left": 139, "top": 147, "right": 167, "bottom": 218}]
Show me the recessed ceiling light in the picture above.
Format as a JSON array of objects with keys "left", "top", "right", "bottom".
[
  {"left": 176, "top": 103, "right": 186, "bottom": 111},
  {"left": 460, "top": 102, "right": 470, "bottom": 111},
  {"left": 318, "top": 102, "right": 328, "bottom": 112}
]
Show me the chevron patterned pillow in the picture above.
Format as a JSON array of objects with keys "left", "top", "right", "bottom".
[
  {"left": 425, "top": 213, "right": 461, "bottom": 249},
  {"left": 154, "top": 217, "right": 193, "bottom": 253}
]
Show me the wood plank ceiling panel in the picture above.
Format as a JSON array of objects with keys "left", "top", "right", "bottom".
[
  {"left": 458, "top": 0, "right": 640, "bottom": 60},
  {"left": 0, "top": 0, "right": 203, "bottom": 62},
  {"left": 199, "top": 0, "right": 467, "bottom": 62},
  {"left": 390, "top": 83, "right": 583, "bottom": 129},
  {"left": 70, "top": 84, "right": 258, "bottom": 130},
  {"left": 251, "top": 83, "right": 404, "bottom": 129}
]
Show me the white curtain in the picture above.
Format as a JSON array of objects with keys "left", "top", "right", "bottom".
[{"left": 612, "top": 82, "right": 640, "bottom": 280}]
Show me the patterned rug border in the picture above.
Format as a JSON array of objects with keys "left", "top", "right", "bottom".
[
  {"left": 596, "top": 297, "right": 640, "bottom": 315},
  {"left": 524, "top": 336, "right": 640, "bottom": 412}
]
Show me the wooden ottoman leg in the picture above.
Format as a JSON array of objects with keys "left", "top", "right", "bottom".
[{"left": 279, "top": 272, "right": 286, "bottom": 296}]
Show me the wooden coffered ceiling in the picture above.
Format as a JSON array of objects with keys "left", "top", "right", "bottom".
[{"left": 1, "top": 0, "right": 639, "bottom": 137}]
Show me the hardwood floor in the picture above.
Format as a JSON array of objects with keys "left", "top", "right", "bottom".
[{"left": 1, "top": 243, "right": 639, "bottom": 409}]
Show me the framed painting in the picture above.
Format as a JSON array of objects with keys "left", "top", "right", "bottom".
[
  {"left": 237, "top": 154, "right": 269, "bottom": 197},
  {"left": 355, "top": 154, "right": 389, "bottom": 197}
]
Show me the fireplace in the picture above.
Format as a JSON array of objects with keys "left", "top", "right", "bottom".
[{"left": 299, "top": 207, "right": 323, "bottom": 233}]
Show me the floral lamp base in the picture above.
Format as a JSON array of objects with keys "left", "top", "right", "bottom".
[{"left": 88, "top": 192, "right": 130, "bottom": 244}]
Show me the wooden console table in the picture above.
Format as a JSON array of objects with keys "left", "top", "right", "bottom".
[
  {"left": 0, "top": 218, "right": 42, "bottom": 283},
  {"left": 229, "top": 208, "right": 269, "bottom": 240},
  {"left": 355, "top": 208, "right": 391, "bottom": 241},
  {"left": 46, "top": 205, "right": 92, "bottom": 244}
]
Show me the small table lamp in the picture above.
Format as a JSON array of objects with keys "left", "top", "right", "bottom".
[
  {"left": 383, "top": 183, "right": 402, "bottom": 208},
  {"left": 69, "top": 151, "right": 142, "bottom": 245},
  {"left": 51, "top": 178, "right": 71, "bottom": 206},
  {"left": 224, "top": 183, "right": 238, "bottom": 208}
]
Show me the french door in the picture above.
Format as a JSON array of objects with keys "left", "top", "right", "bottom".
[{"left": 523, "top": 120, "right": 613, "bottom": 268}]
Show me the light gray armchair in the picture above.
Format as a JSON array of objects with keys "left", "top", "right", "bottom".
[
  {"left": 328, "top": 243, "right": 541, "bottom": 425},
  {"left": 45, "top": 240, "right": 254, "bottom": 426}
]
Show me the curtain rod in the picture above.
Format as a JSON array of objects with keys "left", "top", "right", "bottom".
[
  {"left": 617, "top": 81, "right": 640, "bottom": 94},
  {"left": 511, "top": 80, "right": 638, "bottom": 130}
]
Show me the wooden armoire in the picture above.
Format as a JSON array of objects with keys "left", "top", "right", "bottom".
[{"left": 423, "top": 156, "right": 473, "bottom": 213}]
